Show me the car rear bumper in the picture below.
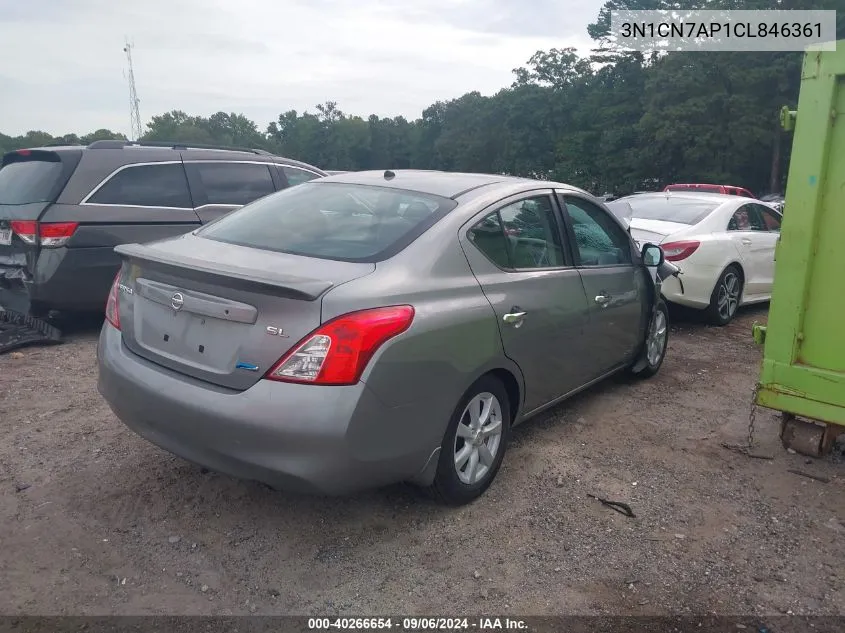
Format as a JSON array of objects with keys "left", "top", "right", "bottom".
[
  {"left": 96, "top": 323, "right": 437, "bottom": 495},
  {"left": 0, "top": 246, "right": 119, "bottom": 314}
]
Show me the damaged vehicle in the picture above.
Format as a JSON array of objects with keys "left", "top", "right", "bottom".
[
  {"left": 0, "top": 141, "right": 326, "bottom": 320},
  {"left": 98, "top": 170, "right": 671, "bottom": 504},
  {"left": 612, "top": 191, "right": 781, "bottom": 325}
]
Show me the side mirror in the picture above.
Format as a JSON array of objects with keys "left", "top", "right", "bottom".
[{"left": 642, "top": 243, "right": 664, "bottom": 267}]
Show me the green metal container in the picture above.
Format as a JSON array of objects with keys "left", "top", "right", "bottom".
[{"left": 753, "top": 42, "right": 845, "bottom": 453}]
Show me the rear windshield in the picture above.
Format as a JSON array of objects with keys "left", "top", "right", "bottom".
[
  {"left": 0, "top": 157, "right": 63, "bottom": 204},
  {"left": 199, "top": 182, "right": 456, "bottom": 262},
  {"left": 623, "top": 196, "right": 721, "bottom": 225}
]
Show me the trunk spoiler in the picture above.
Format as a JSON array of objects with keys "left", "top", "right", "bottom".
[{"left": 114, "top": 243, "right": 333, "bottom": 301}]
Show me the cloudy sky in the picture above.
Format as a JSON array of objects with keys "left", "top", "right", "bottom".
[{"left": 0, "top": 0, "right": 602, "bottom": 137}]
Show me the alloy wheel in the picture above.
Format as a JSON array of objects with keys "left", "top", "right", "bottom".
[{"left": 453, "top": 392, "right": 503, "bottom": 485}]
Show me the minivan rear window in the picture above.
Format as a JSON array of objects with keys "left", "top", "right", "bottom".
[
  {"left": 198, "top": 182, "right": 456, "bottom": 262},
  {"left": 0, "top": 156, "right": 63, "bottom": 204},
  {"left": 622, "top": 196, "right": 722, "bottom": 225}
]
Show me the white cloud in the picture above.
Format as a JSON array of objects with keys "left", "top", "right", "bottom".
[{"left": 0, "top": 0, "right": 601, "bottom": 137}]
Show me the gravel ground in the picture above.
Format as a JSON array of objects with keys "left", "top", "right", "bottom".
[{"left": 1, "top": 305, "right": 844, "bottom": 617}]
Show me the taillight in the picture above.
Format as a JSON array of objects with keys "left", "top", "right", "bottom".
[
  {"left": 661, "top": 240, "right": 700, "bottom": 262},
  {"left": 10, "top": 221, "right": 78, "bottom": 247},
  {"left": 105, "top": 272, "right": 121, "bottom": 330},
  {"left": 264, "top": 305, "right": 415, "bottom": 386},
  {"left": 9, "top": 221, "right": 37, "bottom": 245}
]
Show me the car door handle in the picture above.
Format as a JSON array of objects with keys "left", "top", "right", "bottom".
[
  {"left": 595, "top": 294, "right": 610, "bottom": 305},
  {"left": 741, "top": 238, "right": 752, "bottom": 245},
  {"left": 503, "top": 311, "right": 527, "bottom": 325}
]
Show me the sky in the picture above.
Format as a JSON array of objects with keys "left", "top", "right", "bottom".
[{"left": 0, "top": 0, "right": 602, "bottom": 138}]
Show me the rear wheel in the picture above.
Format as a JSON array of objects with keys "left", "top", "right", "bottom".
[
  {"left": 427, "top": 375, "right": 511, "bottom": 506},
  {"left": 706, "top": 265, "right": 743, "bottom": 326}
]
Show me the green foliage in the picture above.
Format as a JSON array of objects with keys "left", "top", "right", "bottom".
[{"left": 3, "top": 0, "right": 842, "bottom": 195}]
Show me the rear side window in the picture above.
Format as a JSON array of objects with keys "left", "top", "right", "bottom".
[
  {"left": 199, "top": 182, "right": 455, "bottom": 262},
  {"left": 758, "top": 205, "right": 782, "bottom": 231},
  {"left": 87, "top": 163, "right": 193, "bottom": 208},
  {"left": 728, "top": 205, "right": 766, "bottom": 231},
  {"left": 469, "top": 198, "right": 566, "bottom": 270},
  {"left": 0, "top": 157, "right": 63, "bottom": 204},
  {"left": 194, "top": 162, "right": 275, "bottom": 206},
  {"left": 468, "top": 212, "right": 511, "bottom": 268},
  {"left": 499, "top": 197, "right": 566, "bottom": 268},
  {"left": 281, "top": 166, "right": 321, "bottom": 186}
]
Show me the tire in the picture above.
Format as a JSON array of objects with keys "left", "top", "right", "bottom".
[
  {"left": 630, "top": 300, "right": 669, "bottom": 379},
  {"left": 706, "top": 264, "right": 743, "bottom": 326},
  {"left": 427, "top": 375, "right": 511, "bottom": 506}
]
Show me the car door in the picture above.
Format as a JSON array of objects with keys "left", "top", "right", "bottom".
[
  {"left": 81, "top": 162, "right": 201, "bottom": 244},
  {"left": 459, "top": 192, "right": 592, "bottom": 412},
  {"left": 558, "top": 193, "right": 647, "bottom": 376},
  {"left": 752, "top": 203, "right": 782, "bottom": 295},
  {"left": 77, "top": 161, "right": 203, "bottom": 303},
  {"left": 184, "top": 161, "right": 276, "bottom": 224},
  {"left": 726, "top": 203, "right": 770, "bottom": 296}
]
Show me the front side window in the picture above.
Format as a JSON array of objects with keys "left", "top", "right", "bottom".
[
  {"left": 194, "top": 162, "right": 274, "bottom": 206},
  {"left": 563, "top": 196, "right": 632, "bottom": 266},
  {"left": 199, "top": 182, "right": 454, "bottom": 262},
  {"left": 87, "top": 163, "right": 193, "bottom": 208},
  {"left": 281, "top": 165, "right": 321, "bottom": 187}
]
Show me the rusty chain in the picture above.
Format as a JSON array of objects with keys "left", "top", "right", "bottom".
[
  {"left": 747, "top": 382, "right": 761, "bottom": 449},
  {"left": 721, "top": 382, "right": 762, "bottom": 457}
]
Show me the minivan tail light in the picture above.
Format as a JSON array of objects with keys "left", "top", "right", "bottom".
[
  {"left": 10, "top": 221, "right": 78, "bottom": 247},
  {"left": 105, "top": 272, "right": 121, "bottom": 330},
  {"left": 39, "top": 222, "right": 79, "bottom": 247},
  {"left": 661, "top": 240, "right": 700, "bottom": 261},
  {"left": 264, "top": 305, "right": 415, "bottom": 386},
  {"left": 9, "top": 220, "right": 37, "bottom": 245}
]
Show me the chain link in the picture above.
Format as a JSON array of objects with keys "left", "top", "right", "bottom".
[{"left": 747, "top": 382, "right": 761, "bottom": 449}]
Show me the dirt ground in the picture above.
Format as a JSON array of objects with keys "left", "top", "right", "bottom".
[{"left": 1, "top": 305, "right": 844, "bottom": 617}]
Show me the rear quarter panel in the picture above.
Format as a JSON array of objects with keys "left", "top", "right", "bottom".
[{"left": 663, "top": 224, "right": 744, "bottom": 307}]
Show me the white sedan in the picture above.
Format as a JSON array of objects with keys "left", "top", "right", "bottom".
[{"left": 612, "top": 192, "right": 782, "bottom": 325}]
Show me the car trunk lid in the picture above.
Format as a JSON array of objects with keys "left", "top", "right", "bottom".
[
  {"left": 627, "top": 218, "right": 691, "bottom": 247},
  {"left": 115, "top": 234, "right": 375, "bottom": 390}
]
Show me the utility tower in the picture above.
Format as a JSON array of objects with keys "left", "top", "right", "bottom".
[{"left": 123, "top": 40, "right": 142, "bottom": 141}]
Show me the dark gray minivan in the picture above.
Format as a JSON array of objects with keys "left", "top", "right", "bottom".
[{"left": 0, "top": 140, "right": 327, "bottom": 317}]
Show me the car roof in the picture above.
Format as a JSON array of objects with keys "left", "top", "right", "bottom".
[
  {"left": 9, "top": 142, "right": 325, "bottom": 174},
  {"left": 317, "top": 169, "right": 587, "bottom": 199}
]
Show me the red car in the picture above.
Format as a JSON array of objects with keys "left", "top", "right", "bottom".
[{"left": 663, "top": 183, "right": 755, "bottom": 198}]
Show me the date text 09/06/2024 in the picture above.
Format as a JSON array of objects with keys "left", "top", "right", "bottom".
[
  {"left": 619, "top": 21, "right": 822, "bottom": 39},
  {"left": 307, "top": 618, "right": 529, "bottom": 631}
]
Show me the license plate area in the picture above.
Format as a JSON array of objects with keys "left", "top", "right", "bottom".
[
  {"left": 135, "top": 299, "right": 246, "bottom": 373},
  {"left": 0, "top": 227, "right": 12, "bottom": 246}
]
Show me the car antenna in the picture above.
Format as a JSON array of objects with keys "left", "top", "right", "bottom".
[{"left": 384, "top": 170, "right": 396, "bottom": 180}]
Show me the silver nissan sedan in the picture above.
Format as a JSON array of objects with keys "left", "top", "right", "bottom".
[{"left": 97, "top": 170, "right": 669, "bottom": 505}]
